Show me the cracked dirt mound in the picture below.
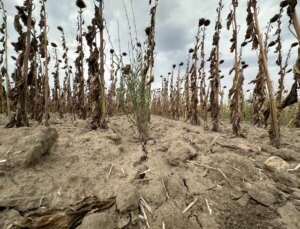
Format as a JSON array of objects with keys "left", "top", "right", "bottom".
[{"left": 0, "top": 114, "right": 299, "bottom": 228}]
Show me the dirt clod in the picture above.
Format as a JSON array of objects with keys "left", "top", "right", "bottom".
[
  {"left": 264, "top": 156, "right": 290, "bottom": 172},
  {"left": 272, "top": 171, "right": 300, "bottom": 188},
  {"left": 116, "top": 186, "right": 139, "bottom": 213},
  {"left": 0, "top": 127, "right": 58, "bottom": 170},
  {"left": 246, "top": 182, "right": 276, "bottom": 207},
  {"left": 166, "top": 141, "right": 197, "bottom": 166},
  {"left": 277, "top": 148, "right": 299, "bottom": 161},
  {"left": 77, "top": 212, "right": 116, "bottom": 229},
  {"left": 276, "top": 202, "right": 300, "bottom": 229}
]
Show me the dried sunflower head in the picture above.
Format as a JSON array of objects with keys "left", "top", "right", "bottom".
[
  {"left": 76, "top": 0, "right": 86, "bottom": 9},
  {"left": 241, "top": 41, "right": 248, "bottom": 47},
  {"left": 270, "top": 14, "right": 280, "bottom": 23},
  {"left": 51, "top": 42, "right": 57, "bottom": 48},
  {"left": 280, "top": 0, "right": 289, "bottom": 8},
  {"left": 198, "top": 18, "right": 205, "bottom": 27},
  {"left": 204, "top": 19, "right": 210, "bottom": 26},
  {"left": 145, "top": 27, "right": 151, "bottom": 36},
  {"left": 268, "top": 41, "right": 277, "bottom": 47}
]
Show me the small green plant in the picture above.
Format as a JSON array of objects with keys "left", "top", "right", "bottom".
[
  {"left": 121, "top": 57, "right": 151, "bottom": 141},
  {"left": 121, "top": 0, "right": 158, "bottom": 141}
]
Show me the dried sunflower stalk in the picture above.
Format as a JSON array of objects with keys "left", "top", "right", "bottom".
[{"left": 209, "top": 0, "right": 224, "bottom": 131}]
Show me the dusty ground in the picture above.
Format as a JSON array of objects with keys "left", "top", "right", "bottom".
[{"left": 0, "top": 114, "right": 299, "bottom": 229}]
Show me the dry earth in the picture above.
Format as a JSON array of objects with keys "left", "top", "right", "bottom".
[{"left": 0, "top": 114, "right": 299, "bottom": 229}]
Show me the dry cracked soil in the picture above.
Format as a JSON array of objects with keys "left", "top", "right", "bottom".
[{"left": 0, "top": 114, "right": 299, "bottom": 229}]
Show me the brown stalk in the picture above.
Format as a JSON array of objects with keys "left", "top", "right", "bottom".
[
  {"left": 184, "top": 50, "right": 192, "bottom": 119},
  {"left": 33, "top": 33, "right": 38, "bottom": 120},
  {"left": 0, "top": 0, "right": 10, "bottom": 116},
  {"left": 98, "top": 0, "right": 107, "bottom": 126},
  {"left": 40, "top": 0, "right": 50, "bottom": 126},
  {"left": 52, "top": 44, "right": 60, "bottom": 115},
  {"left": 0, "top": 67, "right": 3, "bottom": 114},
  {"left": 169, "top": 64, "right": 176, "bottom": 118},
  {"left": 163, "top": 75, "right": 169, "bottom": 116},
  {"left": 190, "top": 22, "right": 202, "bottom": 125},
  {"left": 57, "top": 26, "right": 72, "bottom": 114},
  {"left": 74, "top": 2, "right": 86, "bottom": 120},
  {"left": 107, "top": 50, "right": 116, "bottom": 116},
  {"left": 238, "top": 48, "right": 245, "bottom": 120},
  {"left": 273, "top": 9, "right": 285, "bottom": 104},
  {"left": 209, "top": 0, "right": 224, "bottom": 131},
  {"left": 175, "top": 63, "right": 183, "bottom": 119},
  {"left": 228, "top": 0, "right": 241, "bottom": 136},
  {"left": 250, "top": 23, "right": 271, "bottom": 127},
  {"left": 252, "top": 0, "right": 280, "bottom": 147},
  {"left": 87, "top": 0, "right": 107, "bottom": 129},
  {"left": 16, "top": 0, "right": 33, "bottom": 127},
  {"left": 199, "top": 26, "right": 208, "bottom": 128}
]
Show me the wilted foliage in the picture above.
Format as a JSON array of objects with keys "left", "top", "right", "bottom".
[
  {"left": 174, "top": 63, "right": 183, "bottom": 119},
  {"left": 227, "top": 0, "right": 242, "bottom": 136},
  {"left": 279, "top": 81, "right": 298, "bottom": 109},
  {"left": 184, "top": 50, "right": 192, "bottom": 120},
  {"left": 74, "top": 0, "right": 86, "bottom": 120},
  {"left": 7, "top": 0, "right": 34, "bottom": 128},
  {"left": 87, "top": 0, "right": 107, "bottom": 130},
  {"left": 2, "top": 0, "right": 299, "bottom": 150},
  {"left": 279, "top": 0, "right": 300, "bottom": 127},
  {"left": 209, "top": 0, "right": 224, "bottom": 131},
  {"left": 51, "top": 42, "right": 61, "bottom": 116},
  {"left": 199, "top": 24, "right": 209, "bottom": 128},
  {"left": 248, "top": 0, "right": 280, "bottom": 147},
  {"left": 39, "top": 0, "right": 50, "bottom": 126},
  {"left": 58, "top": 26, "right": 73, "bottom": 114},
  {"left": 190, "top": 47, "right": 199, "bottom": 125},
  {"left": 0, "top": 0, "right": 8, "bottom": 115},
  {"left": 169, "top": 64, "right": 176, "bottom": 118}
]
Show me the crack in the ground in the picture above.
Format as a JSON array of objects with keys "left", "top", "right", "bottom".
[{"left": 182, "top": 178, "right": 190, "bottom": 192}]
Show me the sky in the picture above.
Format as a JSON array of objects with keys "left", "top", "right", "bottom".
[{"left": 2, "top": 0, "right": 300, "bottom": 101}]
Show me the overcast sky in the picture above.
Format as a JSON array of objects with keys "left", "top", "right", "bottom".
[{"left": 3, "top": 0, "right": 300, "bottom": 100}]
